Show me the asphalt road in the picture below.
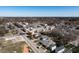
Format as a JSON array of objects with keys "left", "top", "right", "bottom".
[{"left": 11, "top": 23, "right": 45, "bottom": 53}]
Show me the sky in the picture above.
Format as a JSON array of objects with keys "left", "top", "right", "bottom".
[{"left": 0, "top": 6, "right": 79, "bottom": 17}]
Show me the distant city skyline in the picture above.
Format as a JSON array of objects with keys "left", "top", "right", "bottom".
[{"left": 0, "top": 6, "right": 79, "bottom": 17}]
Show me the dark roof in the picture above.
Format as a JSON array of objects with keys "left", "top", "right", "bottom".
[{"left": 39, "top": 36, "right": 55, "bottom": 47}]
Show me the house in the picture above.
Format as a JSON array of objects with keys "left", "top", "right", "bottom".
[
  {"left": 55, "top": 46, "right": 65, "bottom": 53},
  {"left": 50, "top": 25, "right": 55, "bottom": 30},
  {"left": 39, "top": 36, "right": 56, "bottom": 51},
  {"left": 49, "top": 44, "right": 56, "bottom": 52}
]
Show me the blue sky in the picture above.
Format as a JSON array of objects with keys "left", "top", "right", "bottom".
[{"left": 0, "top": 6, "right": 79, "bottom": 17}]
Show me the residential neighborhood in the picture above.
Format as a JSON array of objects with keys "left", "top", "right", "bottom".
[{"left": 0, "top": 17, "right": 79, "bottom": 53}]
